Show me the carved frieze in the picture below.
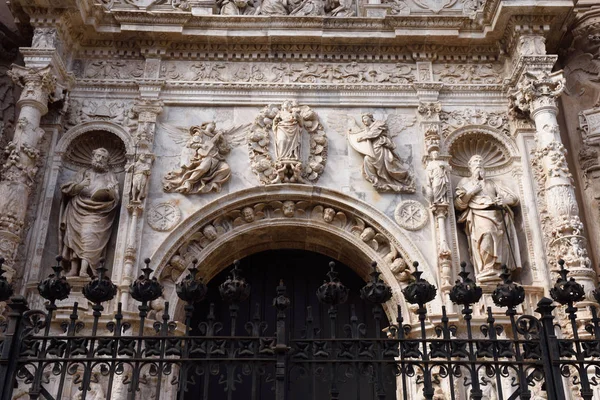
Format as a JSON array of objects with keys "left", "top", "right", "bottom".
[
  {"left": 433, "top": 63, "right": 503, "bottom": 84},
  {"left": 159, "top": 61, "right": 416, "bottom": 84},
  {"left": 439, "top": 108, "right": 509, "bottom": 138},
  {"left": 248, "top": 101, "right": 327, "bottom": 185},
  {"left": 64, "top": 99, "right": 135, "bottom": 129},
  {"left": 81, "top": 60, "right": 145, "bottom": 79}
]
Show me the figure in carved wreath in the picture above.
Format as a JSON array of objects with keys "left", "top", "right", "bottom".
[
  {"left": 454, "top": 155, "right": 521, "bottom": 282},
  {"left": 425, "top": 150, "right": 449, "bottom": 205},
  {"left": 328, "top": 112, "right": 415, "bottom": 193},
  {"left": 162, "top": 121, "right": 249, "bottom": 195},
  {"left": 248, "top": 101, "right": 328, "bottom": 185},
  {"left": 128, "top": 153, "right": 152, "bottom": 203},
  {"left": 60, "top": 148, "right": 120, "bottom": 277}
]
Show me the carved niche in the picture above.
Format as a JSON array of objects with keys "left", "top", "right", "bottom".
[{"left": 248, "top": 101, "right": 328, "bottom": 185}]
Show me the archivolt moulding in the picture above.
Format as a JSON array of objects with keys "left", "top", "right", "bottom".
[
  {"left": 443, "top": 125, "right": 519, "bottom": 177},
  {"left": 57, "top": 121, "right": 135, "bottom": 171},
  {"left": 149, "top": 185, "right": 439, "bottom": 322}
]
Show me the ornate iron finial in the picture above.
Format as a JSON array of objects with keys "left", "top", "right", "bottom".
[
  {"left": 176, "top": 259, "right": 208, "bottom": 304},
  {"left": 402, "top": 261, "right": 437, "bottom": 306},
  {"left": 360, "top": 261, "right": 393, "bottom": 304},
  {"left": 273, "top": 279, "right": 291, "bottom": 312},
  {"left": 550, "top": 259, "right": 585, "bottom": 306},
  {"left": 0, "top": 257, "right": 14, "bottom": 302},
  {"left": 316, "top": 261, "right": 349, "bottom": 306},
  {"left": 449, "top": 262, "right": 482, "bottom": 308},
  {"left": 82, "top": 259, "right": 117, "bottom": 304},
  {"left": 492, "top": 264, "right": 525, "bottom": 309},
  {"left": 38, "top": 256, "right": 71, "bottom": 303},
  {"left": 219, "top": 260, "right": 251, "bottom": 304},
  {"left": 130, "top": 258, "right": 163, "bottom": 303}
]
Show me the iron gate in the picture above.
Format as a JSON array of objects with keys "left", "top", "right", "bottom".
[{"left": 1, "top": 257, "right": 600, "bottom": 400}]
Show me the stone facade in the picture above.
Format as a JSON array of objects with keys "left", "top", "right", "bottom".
[{"left": 2, "top": 0, "right": 600, "bottom": 398}]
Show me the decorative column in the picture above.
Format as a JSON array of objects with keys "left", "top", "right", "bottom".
[
  {"left": 417, "top": 101, "right": 453, "bottom": 290},
  {"left": 510, "top": 70, "right": 595, "bottom": 294},
  {"left": 118, "top": 98, "right": 164, "bottom": 308},
  {"left": 0, "top": 66, "right": 63, "bottom": 278}
]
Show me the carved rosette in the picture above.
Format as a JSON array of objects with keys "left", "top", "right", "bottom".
[{"left": 248, "top": 101, "right": 327, "bottom": 185}]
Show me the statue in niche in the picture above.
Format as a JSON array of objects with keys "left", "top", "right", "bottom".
[
  {"left": 60, "top": 148, "right": 120, "bottom": 277},
  {"left": 220, "top": 0, "right": 256, "bottom": 14},
  {"left": 161, "top": 121, "right": 249, "bottom": 194},
  {"left": 425, "top": 150, "right": 450, "bottom": 205},
  {"left": 454, "top": 154, "right": 521, "bottom": 282},
  {"left": 128, "top": 153, "right": 152, "bottom": 203},
  {"left": 328, "top": 112, "right": 416, "bottom": 193},
  {"left": 248, "top": 101, "right": 328, "bottom": 185}
]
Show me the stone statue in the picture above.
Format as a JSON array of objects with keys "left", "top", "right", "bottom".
[
  {"left": 258, "top": 0, "right": 290, "bottom": 14},
  {"left": 454, "top": 155, "right": 521, "bottom": 282},
  {"left": 60, "top": 148, "right": 120, "bottom": 277},
  {"left": 248, "top": 101, "right": 327, "bottom": 185},
  {"left": 162, "top": 121, "right": 249, "bottom": 195},
  {"left": 425, "top": 150, "right": 449, "bottom": 205},
  {"left": 272, "top": 100, "right": 302, "bottom": 161},
  {"left": 290, "top": 0, "right": 324, "bottom": 15},
  {"left": 328, "top": 111, "right": 415, "bottom": 193},
  {"left": 220, "top": 0, "right": 256, "bottom": 14},
  {"left": 128, "top": 153, "right": 152, "bottom": 203},
  {"left": 352, "top": 113, "right": 415, "bottom": 193}
]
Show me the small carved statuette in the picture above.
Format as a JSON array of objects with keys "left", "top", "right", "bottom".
[
  {"left": 425, "top": 150, "right": 449, "bottom": 205},
  {"left": 60, "top": 148, "right": 120, "bottom": 277},
  {"left": 454, "top": 155, "right": 520, "bottom": 282},
  {"left": 128, "top": 153, "right": 152, "bottom": 203}
]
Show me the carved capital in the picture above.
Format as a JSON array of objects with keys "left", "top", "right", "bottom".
[
  {"left": 417, "top": 101, "right": 441, "bottom": 120},
  {"left": 509, "top": 70, "right": 565, "bottom": 117},
  {"left": 8, "top": 65, "right": 59, "bottom": 113},
  {"left": 132, "top": 99, "right": 164, "bottom": 121}
]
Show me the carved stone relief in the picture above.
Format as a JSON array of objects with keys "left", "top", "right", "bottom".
[
  {"left": 433, "top": 63, "right": 503, "bottom": 84},
  {"left": 32, "top": 28, "right": 57, "bottom": 49},
  {"left": 578, "top": 110, "right": 600, "bottom": 194},
  {"left": 81, "top": 60, "right": 145, "bottom": 80},
  {"left": 248, "top": 101, "right": 327, "bottom": 185},
  {"left": 65, "top": 99, "right": 134, "bottom": 129},
  {"left": 147, "top": 201, "right": 181, "bottom": 232},
  {"left": 328, "top": 112, "right": 415, "bottom": 193},
  {"left": 161, "top": 121, "right": 249, "bottom": 194},
  {"left": 439, "top": 109, "right": 509, "bottom": 138},
  {"left": 0, "top": 65, "right": 16, "bottom": 140},
  {"left": 159, "top": 61, "right": 416, "bottom": 84},
  {"left": 394, "top": 200, "right": 428, "bottom": 231},
  {"left": 162, "top": 200, "right": 407, "bottom": 283}
]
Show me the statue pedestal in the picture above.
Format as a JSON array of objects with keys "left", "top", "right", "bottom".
[{"left": 56, "top": 276, "right": 92, "bottom": 310}]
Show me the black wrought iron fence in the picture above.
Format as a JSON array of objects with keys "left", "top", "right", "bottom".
[{"left": 0, "top": 256, "right": 600, "bottom": 400}]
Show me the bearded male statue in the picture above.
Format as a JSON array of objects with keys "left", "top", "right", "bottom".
[
  {"left": 454, "top": 155, "right": 521, "bottom": 282},
  {"left": 59, "top": 147, "right": 120, "bottom": 277}
]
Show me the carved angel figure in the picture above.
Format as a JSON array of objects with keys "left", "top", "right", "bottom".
[
  {"left": 162, "top": 121, "right": 249, "bottom": 194},
  {"left": 328, "top": 112, "right": 415, "bottom": 193},
  {"left": 248, "top": 101, "right": 328, "bottom": 185}
]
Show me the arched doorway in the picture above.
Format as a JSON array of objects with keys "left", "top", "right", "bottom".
[{"left": 185, "top": 249, "right": 397, "bottom": 400}]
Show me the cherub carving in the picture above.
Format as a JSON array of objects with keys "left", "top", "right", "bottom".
[
  {"left": 161, "top": 121, "right": 250, "bottom": 194},
  {"left": 328, "top": 112, "right": 416, "bottom": 193},
  {"left": 310, "top": 205, "right": 348, "bottom": 227},
  {"left": 248, "top": 101, "right": 328, "bottom": 185},
  {"left": 268, "top": 200, "right": 310, "bottom": 218},
  {"left": 230, "top": 204, "right": 267, "bottom": 227},
  {"left": 350, "top": 217, "right": 389, "bottom": 252}
]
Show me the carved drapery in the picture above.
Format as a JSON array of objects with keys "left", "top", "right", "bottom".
[{"left": 510, "top": 70, "right": 594, "bottom": 294}]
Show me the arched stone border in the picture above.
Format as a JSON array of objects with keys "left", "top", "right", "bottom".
[
  {"left": 149, "top": 185, "right": 441, "bottom": 323},
  {"left": 443, "top": 125, "right": 520, "bottom": 177},
  {"left": 56, "top": 120, "right": 136, "bottom": 156}
]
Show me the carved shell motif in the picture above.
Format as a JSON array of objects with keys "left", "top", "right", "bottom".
[
  {"left": 247, "top": 101, "right": 328, "bottom": 185},
  {"left": 64, "top": 132, "right": 127, "bottom": 172},
  {"left": 449, "top": 133, "right": 511, "bottom": 176}
]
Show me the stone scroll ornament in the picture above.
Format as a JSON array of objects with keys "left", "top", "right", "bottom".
[
  {"left": 161, "top": 121, "right": 250, "bottom": 194},
  {"left": 248, "top": 101, "right": 328, "bottom": 185},
  {"left": 328, "top": 112, "right": 416, "bottom": 193}
]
